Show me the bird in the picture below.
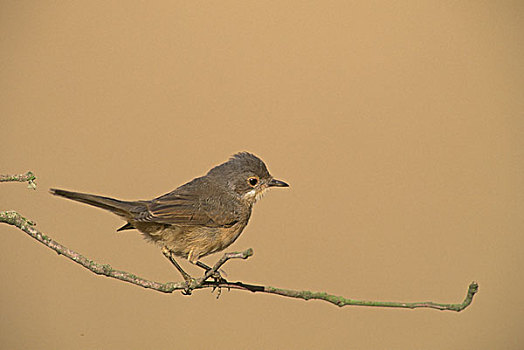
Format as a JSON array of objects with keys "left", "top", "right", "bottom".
[{"left": 50, "top": 152, "right": 289, "bottom": 281}]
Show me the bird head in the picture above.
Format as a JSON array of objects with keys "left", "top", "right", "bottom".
[{"left": 206, "top": 152, "right": 289, "bottom": 204}]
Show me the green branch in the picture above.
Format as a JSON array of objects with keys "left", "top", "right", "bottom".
[
  {"left": 0, "top": 209, "right": 478, "bottom": 311},
  {"left": 1, "top": 171, "right": 37, "bottom": 189}
]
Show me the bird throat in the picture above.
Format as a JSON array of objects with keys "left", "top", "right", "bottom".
[{"left": 242, "top": 187, "right": 267, "bottom": 203}]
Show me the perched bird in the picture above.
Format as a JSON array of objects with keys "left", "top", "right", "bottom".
[{"left": 50, "top": 152, "right": 288, "bottom": 280}]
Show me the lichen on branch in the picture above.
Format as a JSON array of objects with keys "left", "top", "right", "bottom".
[{"left": 1, "top": 171, "right": 37, "bottom": 189}]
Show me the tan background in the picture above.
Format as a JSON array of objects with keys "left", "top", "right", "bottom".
[{"left": 1, "top": 1, "right": 523, "bottom": 349}]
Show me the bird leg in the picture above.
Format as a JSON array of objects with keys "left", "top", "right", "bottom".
[
  {"left": 161, "top": 248, "right": 226, "bottom": 294},
  {"left": 187, "top": 248, "right": 227, "bottom": 283},
  {"left": 195, "top": 260, "right": 212, "bottom": 271},
  {"left": 161, "top": 247, "right": 195, "bottom": 293}
]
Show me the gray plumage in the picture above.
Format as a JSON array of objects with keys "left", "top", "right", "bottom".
[{"left": 50, "top": 152, "right": 288, "bottom": 264}]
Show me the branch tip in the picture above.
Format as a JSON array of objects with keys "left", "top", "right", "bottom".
[
  {"left": 244, "top": 248, "right": 254, "bottom": 258},
  {"left": 1, "top": 171, "right": 37, "bottom": 189},
  {"left": 469, "top": 281, "right": 479, "bottom": 294}
]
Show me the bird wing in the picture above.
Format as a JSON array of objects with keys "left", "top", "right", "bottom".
[{"left": 133, "top": 178, "right": 241, "bottom": 227}]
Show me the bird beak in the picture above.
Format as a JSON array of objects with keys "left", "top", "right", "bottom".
[{"left": 268, "top": 178, "right": 289, "bottom": 187}]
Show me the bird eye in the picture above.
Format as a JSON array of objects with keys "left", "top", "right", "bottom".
[{"left": 248, "top": 177, "right": 258, "bottom": 187}]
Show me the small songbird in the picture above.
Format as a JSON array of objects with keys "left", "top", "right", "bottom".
[{"left": 50, "top": 152, "right": 289, "bottom": 280}]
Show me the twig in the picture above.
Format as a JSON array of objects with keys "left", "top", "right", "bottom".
[
  {"left": 0, "top": 210, "right": 478, "bottom": 311},
  {"left": 196, "top": 249, "right": 253, "bottom": 286},
  {"left": 1, "top": 171, "right": 37, "bottom": 189}
]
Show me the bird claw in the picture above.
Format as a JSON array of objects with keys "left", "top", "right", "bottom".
[
  {"left": 207, "top": 270, "right": 227, "bottom": 284},
  {"left": 213, "top": 285, "right": 222, "bottom": 299},
  {"left": 207, "top": 271, "right": 229, "bottom": 299},
  {"left": 181, "top": 276, "right": 197, "bottom": 295}
]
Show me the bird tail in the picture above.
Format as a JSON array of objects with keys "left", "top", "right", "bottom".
[{"left": 50, "top": 188, "right": 144, "bottom": 219}]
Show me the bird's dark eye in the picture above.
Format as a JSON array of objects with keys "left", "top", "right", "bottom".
[{"left": 248, "top": 177, "right": 258, "bottom": 186}]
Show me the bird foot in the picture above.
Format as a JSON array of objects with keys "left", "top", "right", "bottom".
[
  {"left": 205, "top": 269, "right": 228, "bottom": 285},
  {"left": 181, "top": 277, "right": 198, "bottom": 295}
]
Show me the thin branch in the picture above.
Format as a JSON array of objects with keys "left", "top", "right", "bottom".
[
  {"left": 0, "top": 210, "right": 478, "bottom": 311},
  {"left": 1, "top": 171, "right": 37, "bottom": 189},
  {"left": 196, "top": 249, "right": 253, "bottom": 286}
]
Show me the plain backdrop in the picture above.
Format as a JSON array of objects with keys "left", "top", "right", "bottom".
[{"left": 1, "top": 1, "right": 523, "bottom": 349}]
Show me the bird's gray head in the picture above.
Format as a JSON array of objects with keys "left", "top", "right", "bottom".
[{"left": 206, "top": 152, "right": 289, "bottom": 203}]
